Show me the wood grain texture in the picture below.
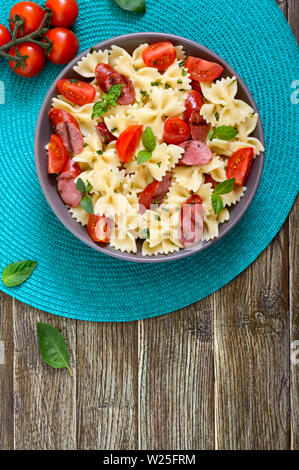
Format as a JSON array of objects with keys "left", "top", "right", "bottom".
[
  {"left": 13, "top": 301, "right": 77, "bottom": 450},
  {"left": 214, "top": 222, "right": 290, "bottom": 450},
  {"left": 0, "top": 293, "right": 14, "bottom": 450},
  {"left": 76, "top": 322, "right": 138, "bottom": 450},
  {"left": 138, "top": 300, "right": 214, "bottom": 450},
  {"left": 289, "top": 199, "right": 299, "bottom": 449}
]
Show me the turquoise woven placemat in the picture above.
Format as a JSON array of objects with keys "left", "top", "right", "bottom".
[{"left": 0, "top": 0, "right": 298, "bottom": 321}]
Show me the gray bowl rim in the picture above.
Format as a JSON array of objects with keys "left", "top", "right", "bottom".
[{"left": 35, "top": 32, "right": 265, "bottom": 264}]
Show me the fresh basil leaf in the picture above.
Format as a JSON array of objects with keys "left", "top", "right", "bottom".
[
  {"left": 85, "top": 181, "right": 93, "bottom": 194},
  {"left": 113, "top": 0, "right": 146, "bottom": 13},
  {"left": 209, "top": 130, "right": 215, "bottom": 141},
  {"left": 37, "top": 323, "right": 73, "bottom": 376},
  {"left": 142, "top": 126, "right": 156, "bottom": 152},
  {"left": 215, "top": 126, "right": 238, "bottom": 141},
  {"left": 137, "top": 150, "right": 152, "bottom": 164},
  {"left": 76, "top": 177, "right": 86, "bottom": 194},
  {"left": 211, "top": 193, "right": 223, "bottom": 215},
  {"left": 2, "top": 261, "right": 37, "bottom": 287},
  {"left": 81, "top": 196, "right": 94, "bottom": 214},
  {"left": 141, "top": 228, "right": 150, "bottom": 239},
  {"left": 92, "top": 84, "right": 123, "bottom": 119},
  {"left": 214, "top": 178, "right": 236, "bottom": 195}
]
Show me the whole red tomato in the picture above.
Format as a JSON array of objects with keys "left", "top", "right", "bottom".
[
  {"left": 9, "top": 42, "right": 45, "bottom": 77},
  {"left": 44, "top": 28, "right": 79, "bottom": 65},
  {"left": 0, "top": 24, "right": 12, "bottom": 48},
  {"left": 46, "top": 0, "right": 79, "bottom": 28},
  {"left": 9, "top": 2, "right": 45, "bottom": 37}
]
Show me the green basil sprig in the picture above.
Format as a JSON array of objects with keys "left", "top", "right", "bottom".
[
  {"left": 37, "top": 323, "right": 73, "bottom": 376},
  {"left": 113, "top": 0, "right": 146, "bottom": 14},
  {"left": 211, "top": 178, "right": 236, "bottom": 215},
  {"left": 76, "top": 178, "right": 94, "bottom": 214},
  {"left": 2, "top": 261, "right": 37, "bottom": 287},
  {"left": 137, "top": 126, "right": 156, "bottom": 164},
  {"left": 209, "top": 126, "right": 238, "bottom": 141},
  {"left": 92, "top": 84, "right": 123, "bottom": 119}
]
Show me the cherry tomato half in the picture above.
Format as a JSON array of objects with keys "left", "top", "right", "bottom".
[
  {"left": 116, "top": 125, "right": 143, "bottom": 163},
  {"left": 57, "top": 79, "right": 96, "bottom": 106},
  {"left": 46, "top": 0, "right": 79, "bottom": 28},
  {"left": 48, "top": 134, "right": 67, "bottom": 173},
  {"left": 0, "top": 24, "right": 12, "bottom": 48},
  {"left": 61, "top": 158, "right": 82, "bottom": 178},
  {"left": 184, "top": 90, "right": 204, "bottom": 123},
  {"left": 9, "top": 42, "right": 45, "bottom": 77},
  {"left": 142, "top": 41, "right": 176, "bottom": 72},
  {"left": 226, "top": 147, "right": 254, "bottom": 186},
  {"left": 88, "top": 215, "right": 110, "bottom": 243},
  {"left": 180, "top": 194, "right": 204, "bottom": 248},
  {"left": 185, "top": 57, "right": 224, "bottom": 82},
  {"left": 44, "top": 27, "right": 79, "bottom": 65},
  {"left": 9, "top": 2, "right": 45, "bottom": 37},
  {"left": 139, "top": 172, "right": 172, "bottom": 214},
  {"left": 163, "top": 117, "right": 190, "bottom": 145}
]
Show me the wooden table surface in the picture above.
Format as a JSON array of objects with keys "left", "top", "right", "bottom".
[{"left": 0, "top": 0, "right": 298, "bottom": 451}]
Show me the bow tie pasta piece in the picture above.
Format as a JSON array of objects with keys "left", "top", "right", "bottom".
[
  {"left": 164, "top": 182, "right": 192, "bottom": 210},
  {"left": 91, "top": 168, "right": 131, "bottom": 217},
  {"left": 159, "top": 60, "right": 191, "bottom": 97},
  {"left": 174, "top": 45, "right": 186, "bottom": 61},
  {"left": 132, "top": 44, "right": 148, "bottom": 68},
  {"left": 201, "top": 76, "right": 254, "bottom": 127},
  {"left": 123, "top": 167, "right": 154, "bottom": 194},
  {"left": 195, "top": 183, "right": 214, "bottom": 216},
  {"left": 73, "top": 49, "right": 109, "bottom": 78},
  {"left": 233, "top": 113, "right": 265, "bottom": 156},
  {"left": 110, "top": 231, "right": 138, "bottom": 254},
  {"left": 221, "top": 186, "right": 247, "bottom": 207},
  {"left": 128, "top": 87, "right": 185, "bottom": 140},
  {"left": 110, "top": 210, "right": 142, "bottom": 254},
  {"left": 204, "top": 214, "right": 219, "bottom": 241},
  {"left": 173, "top": 166, "right": 204, "bottom": 192},
  {"left": 141, "top": 209, "right": 183, "bottom": 256},
  {"left": 109, "top": 45, "right": 132, "bottom": 68},
  {"left": 104, "top": 112, "right": 139, "bottom": 137},
  {"left": 69, "top": 206, "right": 90, "bottom": 226}
]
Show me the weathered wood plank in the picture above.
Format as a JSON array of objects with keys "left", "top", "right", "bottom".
[
  {"left": 13, "top": 301, "right": 77, "bottom": 450},
  {"left": 287, "top": 0, "right": 298, "bottom": 40},
  {"left": 214, "top": 223, "right": 290, "bottom": 449},
  {"left": 0, "top": 293, "right": 14, "bottom": 450},
  {"left": 289, "top": 198, "right": 299, "bottom": 449},
  {"left": 76, "top": 322, "right": 138, "bottom": 450},
  {"left": 138, "top": 301, "right": 215, "bottom": 450}
]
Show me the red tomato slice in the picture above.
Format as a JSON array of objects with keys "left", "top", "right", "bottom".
[
  {"left": 96, "top": 122, "right": 117, "bottom": 144},
  {"left": 185, "top": 57, "right": 224, "bottom": 82},
  {"left": 48, "top": 108, "right": 80, "bottom": 130},
  {"left": 87, "top": 215, "right": 110, "bottom": 243},
  {"left": 226, "top": 147, "right": 254, "bottom": 186},
  {"left": 57, "top": 79, "right": 96, "bottom": 106},
  {"left": 184, "top": 91, "right": 204, "bottom": 123},
  {"left": 180, "top": 195, "right": 204, "bottom": 248},
  {"left": 163, "top": 117, "right": 190, "bottom": 145},
  {"left": 139, "top": 172, "right": 172, "bottom": 213},
  {"left": 116, "top": 125, "right": 143, "bottom": 163},
  {"left": 142, "top": 41, "right": 176, "bottom": 72},
  {"left": 191, "top": 80, "right": 203, "bottom": 93},
  {"left": 61, "top": 158, "right": 82, "bottom": 178},
  {"left": 48, "top": 134, "right": 68, "bottom": 174}
]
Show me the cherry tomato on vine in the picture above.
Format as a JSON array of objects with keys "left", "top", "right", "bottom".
[
  {"left": 9, "top": 2, "right": 45, "bottom": 38},
  {"left": 9, "top": 42, "right": 45, "bottom": 77},
  {"left": 44, "top": 27, "right": 79, "bottom": 65},
  {"left": 88, "top": 215, "right": 110, "bottom": 243},
  {"left": 57, "top": 79, "right": 96, "bottom": 106},
  {"left": 142, "top": 41, "right": 176, "bottom": 72},
  {"left": 45, "top": 0, "right": 79, "bottom": 28},
  {"left": 0, "top": 25, "right": 12, "bottom": 48},
  {"left": 163, "top": 117, "right": 190, "bottom": 145}
]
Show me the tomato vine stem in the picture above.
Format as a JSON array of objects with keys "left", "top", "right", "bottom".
[{"left": 0, "top": 7, "right": 53, "bottom": 68}]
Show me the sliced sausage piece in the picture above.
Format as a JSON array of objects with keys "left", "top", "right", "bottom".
[
  {"left": 180, "top": 141, "right": 212, "bottom": 166},
  {"left": 95, "top": 63, "right": 135, "bottom": 105},
  {"left": 57, "top": 173, "right": 82, "bottom": 207},
  {"left": 139, "top": 172, "right": 172, "bottom": 214},
  {"left": 49, "top": 108, "right": 84, "bottom": 155},
  {"left": 57, "top": 158, "right": 82, "bottom": 207},
  {"left": 180, "top": 195, "right": 204, "bottom": 248},
  {"left": 56, "top": 121, "right": 84, "bottom": 155},
  {"left": 189, "top": 110, "right": 210, "bottom": 142},
  {"left": 96, "top": 122, "right": 117, "bottom": 144}
]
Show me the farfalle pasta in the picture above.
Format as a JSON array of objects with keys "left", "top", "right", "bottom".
[{"left": 47, "top": 41, "right": 264, "bottom": 257}]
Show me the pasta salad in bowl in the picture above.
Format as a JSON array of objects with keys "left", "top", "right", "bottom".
[{"left": 35, "top": 33, "right": 265, "bottom": 263}]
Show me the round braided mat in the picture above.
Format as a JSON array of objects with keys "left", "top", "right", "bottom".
[{"left": 0, "top": 0, "right": 298, "bottom": 321}]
